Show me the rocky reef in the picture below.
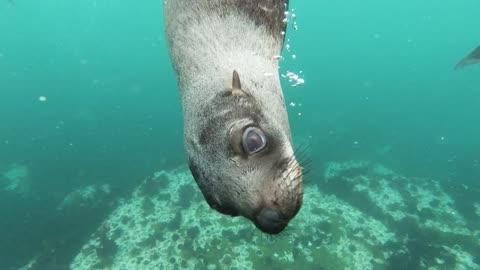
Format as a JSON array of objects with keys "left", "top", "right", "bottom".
[
  {"left": 56, "top": 184, "right": 111, "bottom": 211},
  {"left": 1, "top": 163, "right": 31, "bottom": 196},
  {"left": 21, "top": 161, "right": 480, "bottom": 269},
  {"left": 321, "top": 161, "right": 479, "bottom": 269}
]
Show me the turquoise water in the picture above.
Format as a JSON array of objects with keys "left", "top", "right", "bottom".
[{"left": 1, "top": 0, "right": 479, "bottom": 269}]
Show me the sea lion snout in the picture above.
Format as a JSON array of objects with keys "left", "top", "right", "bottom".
[
  {"left": 253, "top": 163, "right": 303, "bottom": 234},
  {"left": 254, "top": 188, "right": 302, "bottom": 235},
  {"left": 255, "top": 208, "right": 286, "bottom": 234}
]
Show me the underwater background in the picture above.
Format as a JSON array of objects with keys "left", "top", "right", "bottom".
[{"left": 1, "top": 0, "right": 479, "bottom": 269}]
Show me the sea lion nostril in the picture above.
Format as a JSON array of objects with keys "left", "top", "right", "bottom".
[
  {"left": 255, "top": 208, "right": 286, "bottom": 234},
  {"left": 258, "top": 208, "right": 280, "bottom": 222}
]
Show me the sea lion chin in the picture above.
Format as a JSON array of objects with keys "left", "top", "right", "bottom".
[{"left": 163, "top": 0, "right": 303, "bottom": 234}]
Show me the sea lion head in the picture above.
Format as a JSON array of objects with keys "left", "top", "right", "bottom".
[{"left": 187, "top": 70, "right": 303, "bottom": 235}]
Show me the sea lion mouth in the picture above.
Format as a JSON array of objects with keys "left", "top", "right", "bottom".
[{"left": 212, "top": 203, "right": 239, "bottom": 217}]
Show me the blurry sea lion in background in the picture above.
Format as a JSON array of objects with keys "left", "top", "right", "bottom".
[{"left": 455, "top": 45, "right": 480, "bottom": 70}]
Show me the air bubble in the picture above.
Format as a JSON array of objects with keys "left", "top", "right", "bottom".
[
  {"left": 284, "top": 71, "right": 305, "bottom": 87},
  {"left": 293, "top": 22, "right": 298, "bottom": 30},
  {"left": 279, "top": 8, "right": 304, "bottom": 88}
]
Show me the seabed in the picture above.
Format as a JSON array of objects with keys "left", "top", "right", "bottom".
[{"left": 17, "top": 161, "right": 480, "bottom": 270}]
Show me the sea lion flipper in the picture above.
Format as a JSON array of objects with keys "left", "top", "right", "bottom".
[{"left": 455, "top": 45, "right": 480, "bottom": 70}]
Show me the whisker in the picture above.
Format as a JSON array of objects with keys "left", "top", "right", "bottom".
[
  {"left": 284, "top": 165, "right": 301, "bottom": 182},
  {"left": 280, "top": 141, "right": 315, "bottom": 188},
  {"left": 293, "top": 149, "right": 309, "bottom": 165},
  {"left": 299, "top": 158, "right": 313, "bottom": 168},
  {"left": 293, "top": 149, "right": 311, "bottom": 171},
  {"left": 296, "top": 148, "right": 311, "bottom": 162},
  {"left": 294, "top": 141, "right": 310, "bottom": 155},
  {"left": 301, "top": 168, "right": 311, "bottom": 175}
]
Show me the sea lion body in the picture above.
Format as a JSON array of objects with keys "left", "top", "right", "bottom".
[
  {"left": 164, "top": 0, "right": 302, "bottom": 234},
  {"left": 455, "top": 45, "right": 480, "bottom": 70}
]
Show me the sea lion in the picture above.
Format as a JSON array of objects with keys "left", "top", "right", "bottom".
[
  {"left": 163, "top": 0, "right": 303, "bottom": 234},
  {"left": 455, "top": 45, "right": 480, "bottom": 70}
]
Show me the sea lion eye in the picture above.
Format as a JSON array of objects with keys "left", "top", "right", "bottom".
[{"left": 242, "top": 127, "right": 267, "bottom": 154}]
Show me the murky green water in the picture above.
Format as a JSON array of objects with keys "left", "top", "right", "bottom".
[{"left": 1, "top": 0, "right": 479, "bottom": 269}]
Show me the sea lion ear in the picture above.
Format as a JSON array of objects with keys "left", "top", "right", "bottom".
[
  {"left": 232, "top": 70, "right": 241, "bottom": 89},
  {"left": 231, "top": 70, "right": 246, "bottom": 96}
]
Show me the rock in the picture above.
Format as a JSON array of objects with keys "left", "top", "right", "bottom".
[
  {"left": 322, "top": 161, "right": 480, "bottom": 269},
  {"left": 1, "top": 163, "right": 31, "bottom": 196},
  {"left": 20, "top": 161, "right": 479, "bottom": 270},
  {"left": 56, "top": 184, "right": 111, "bottom": 211}
]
